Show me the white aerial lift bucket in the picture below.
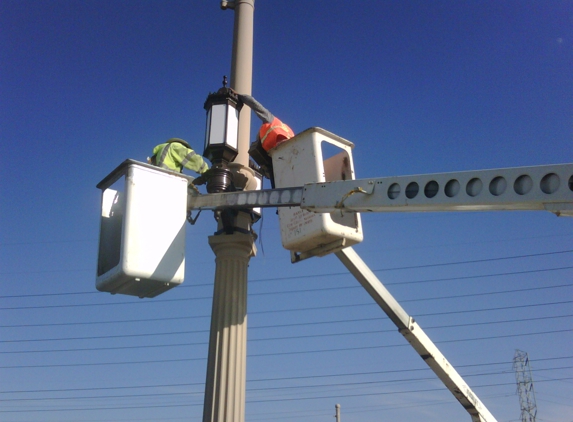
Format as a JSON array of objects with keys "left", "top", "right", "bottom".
[
  {"left": 95, "top": 160, "right": 191, "bottom": 298},
  {"left": 269, "top": 127, "right": 363, "bottom": 260}
]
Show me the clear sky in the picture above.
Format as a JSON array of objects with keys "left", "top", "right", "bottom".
[{"left": 1, "top": 1, "right": 572, "bottom": 421}]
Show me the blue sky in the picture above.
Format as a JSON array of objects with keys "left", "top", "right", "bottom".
[{"left": 1, "top": 1, "right": 572, "bottom": 421}]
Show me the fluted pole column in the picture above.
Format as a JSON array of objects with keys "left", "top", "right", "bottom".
[
  {"left": 202, "top": 2, "right": 256, "bottom": 421},
  {"left": 203, "top": 231, "right": 256, "bottom": 422}
]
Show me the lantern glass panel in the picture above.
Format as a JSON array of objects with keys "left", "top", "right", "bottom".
[
  {"left": 225, "top": 106, "right": 239, "bottom": 150},
  {"left": 204, "top": 108, "right": 212, "bottom": 153},
  {"left": 208, "top": 104, "right": 227, "bottom": 145}
]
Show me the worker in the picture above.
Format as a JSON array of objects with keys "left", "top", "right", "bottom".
[
  {"left": 234, "top": 92, "right": 294, "bottom": 151},
  {"left": 148, "top": 138, "right": 209, "bottom": 174},
  {"left": 233, "top": 92, "right": 294, "bottom": 186}
]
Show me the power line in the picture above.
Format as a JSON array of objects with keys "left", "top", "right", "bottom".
[
  {"left": 1, "top": 248, "right": 571, "bottom": 290},
  {"left": 2, "top": 299, "right": 570, "bottom": 334},
  {"left": 2, "top": 356, "right": 570, "bottom": 395},
  {"left": 3, "top": 230, "right": 569, "bottom": 248},
  {"left": 2, "top": 378, "right": 572, "bottom": 413},
  {"left": 418, "top": 300, "right": 572, "bottom": 317},
  {"left": 4, "top": 368, "right": 572, "bottom": 403},
  {"left": 3, "top": 314, "right": 570, "bottom": 353},
  {"left": 1, "top": 263, "right": 571, "bottom": 301},
  {"left": 252, "top": 313, "right": 572, "bottom": 334},
  {"left": 2, "top": 290, "right": 570, "bottom": 328},
  {"left": 1, "top": 251, "right": 569, "bottom": 420},
  {"left": 1, "top": 328, "right": 570, "bottom": 369},
  {"left": 390, "top": 266, "right": 573, "bottom": 288},
  {"left": 1, "top": 270, "right": 571, "bottom": 310},
  {"left": 2, "top": 298, "right": 571, "bottom": 344}
]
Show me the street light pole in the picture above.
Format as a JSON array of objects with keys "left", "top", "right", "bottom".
[
  {"left": 203, "top": 232, "right": 255, "bottom": 422},
  {"left": 203, "top": 2, "right": 256, "bottom": 422},
  {"left": 228, "top": 0, "right": 254, "bottom": 167}
]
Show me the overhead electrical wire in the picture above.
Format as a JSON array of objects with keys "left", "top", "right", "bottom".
[
  {"left": 2, "top": 244, "right": 570, "bottom": 420},
  {"left": 1, "top": 266, "right": 572, "bottom": 310},
  {"left": 1, "top": 248, "right": 571, "bottom": 290},
  {"left": 3, "top": 368, "right": 572, "bottom": 403},
  {"left": 1, "top": 230, "right": 569, "bottom": 250},
  {"left": 1, "top": 263, "right": 572, "bottom": 301},
  {"left": 0, "top": 267, "right": 573, "bottom": 328},
  {"left": 1, "top": 328, "right": 571, "bottom": 369},
  {"left": 2, "top": 295, "right": 571, "bottom": 344},
  {"left": 3, "top": 361, "right": 570, "bottom": 418},
  {"left": 2, "top": 314, "right": 570, "bottom": 353},
  {"left": 2, "top": 357, "right": 570, "bottom": 396},
  {"left": 2, "top": 378, "right": 572, "bottom": 414}
]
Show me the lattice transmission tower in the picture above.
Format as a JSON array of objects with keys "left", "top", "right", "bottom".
[{"left": 513, "top": 349, "right": 538, "bottom": 422}]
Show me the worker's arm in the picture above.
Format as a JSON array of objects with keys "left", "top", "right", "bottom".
[
  {"left": 236, "top": 94, "right": 274, "bottom": 124},
  {"left": 172, "top": 143, "right": 209, "bottom": 174}
]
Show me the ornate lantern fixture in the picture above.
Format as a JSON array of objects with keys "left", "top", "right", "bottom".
[{"left": 202, "top": 77, "right": 243, "bottom": 193}]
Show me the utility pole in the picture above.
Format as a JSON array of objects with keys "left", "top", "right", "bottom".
[
  {"left": 202, "top": 2, "right": 256, "bottom": 422},
  {"left": 513, "top": 350, "right": 538, "bottom": 422},
  {"left": 335, "top": 404, "right": 341, "bottom": 422},
  {"left": 227, "top": 0, "right": 254, "bottom": 166}
]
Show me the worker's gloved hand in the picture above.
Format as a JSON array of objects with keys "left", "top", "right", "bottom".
[{"left": 192, "top": 175, "right": 206, "bottom": 186}]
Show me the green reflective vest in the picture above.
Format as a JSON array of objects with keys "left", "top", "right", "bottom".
[{"left": 152, "top": 142, "right": 209, "bottom": 174}]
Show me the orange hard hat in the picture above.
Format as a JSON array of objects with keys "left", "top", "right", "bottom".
[{"left": 259, "top": 117, "right": 295, "bottom": 151}]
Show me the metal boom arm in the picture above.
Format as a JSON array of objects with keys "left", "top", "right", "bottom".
[
  {"left": 185, "top": 162, "right": 573, "bottom": 422},
  {"left": 335, "top": 247, "right": 497, "bottom": 422},
  {"left": 188, "top": 163, "right": 573, "bottom": 216}
]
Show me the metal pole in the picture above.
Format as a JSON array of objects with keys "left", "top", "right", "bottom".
[
  {"left": 228, "top": 0, "right": 254, "bottom": 167},
  {"left": 335, "top": 404, "right": 341, "bottom": 422},
  {"left": 203, "top": 2, "right": 256, "bottom": 422},
  {"left": 203, "top": 233, "right": 255, "bottom": 422}
]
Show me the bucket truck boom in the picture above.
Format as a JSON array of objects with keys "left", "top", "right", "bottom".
[{"left": 187, "top": 160, "right": 573, "bottom": 422}]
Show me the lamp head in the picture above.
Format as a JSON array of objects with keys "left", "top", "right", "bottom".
[{"left": 203, "top": 82, "right": 243, "bottom": 164}]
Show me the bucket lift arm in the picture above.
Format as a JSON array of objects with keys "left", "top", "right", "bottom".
[
  {"left": 186, "top": 162, "right": 573, "bottom": 422},
  {"left": 336, "top": 247, "right": 497, "bottom": 422},
  {"left": 188, "top": 163, "right": 573, "bottom": 217}
]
